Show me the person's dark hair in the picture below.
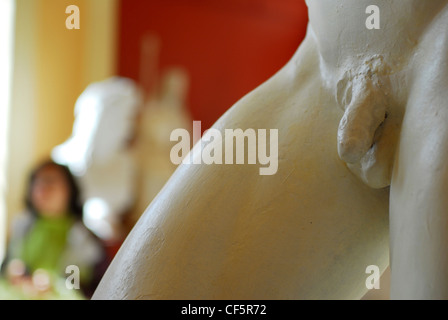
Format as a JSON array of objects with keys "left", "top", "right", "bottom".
[{"left": 25, "top": 160, "right": 83, "bottom": 219}]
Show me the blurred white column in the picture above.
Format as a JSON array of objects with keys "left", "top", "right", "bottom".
[{"left": 0, "top": 0, "right": 16, "bottom": 265}]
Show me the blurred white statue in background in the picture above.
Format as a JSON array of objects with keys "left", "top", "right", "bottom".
[
  {"left": 52, "top": 77, "right": 143, "bottom": 242},
  {"left": 131, "top": 67, "right": 192, "bottom": 226}
]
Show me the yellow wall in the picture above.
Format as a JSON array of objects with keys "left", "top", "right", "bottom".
[
  {"left": 7, "top": 0, "right": 39, "bottom": 231},
  {"left": 6, "top": 0, "right": 118, "bottom": 227},
  {"left": 35, "top": 0, "right": 119, "bottom": 162},
  {"left": 34, "top": 0, "right": 86, "bottom": 162}
]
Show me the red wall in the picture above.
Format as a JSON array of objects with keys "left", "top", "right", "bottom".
[{"left": 118, "top": 0, "right": 309, "bottom": 131}]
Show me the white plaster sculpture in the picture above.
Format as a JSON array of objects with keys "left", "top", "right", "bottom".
[
  {"left": 131, "top": 68, "right": 192, "bottom": 226},
  {"left": 93, "top": 1, "right": 448, "bottom": 299},
  {"left": 52, "top": 77, "right": 142, "bottom": 241}
]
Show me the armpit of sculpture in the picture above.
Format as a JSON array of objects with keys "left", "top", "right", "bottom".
[{"left": 93, "top": 0, "right": 448, "bottom": 299}]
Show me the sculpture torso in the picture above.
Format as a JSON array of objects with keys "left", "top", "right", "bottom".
[{"left": 93, "top": 1, "right": 448, "bottom": 299}]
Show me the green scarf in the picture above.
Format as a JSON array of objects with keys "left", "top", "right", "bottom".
[{"left": 20, "top": 215, "right": 74, "bottom": 274}]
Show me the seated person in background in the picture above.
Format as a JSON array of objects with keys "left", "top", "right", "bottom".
[{"left": 1, "top": 160, "right": 109, "bottom": 299}]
